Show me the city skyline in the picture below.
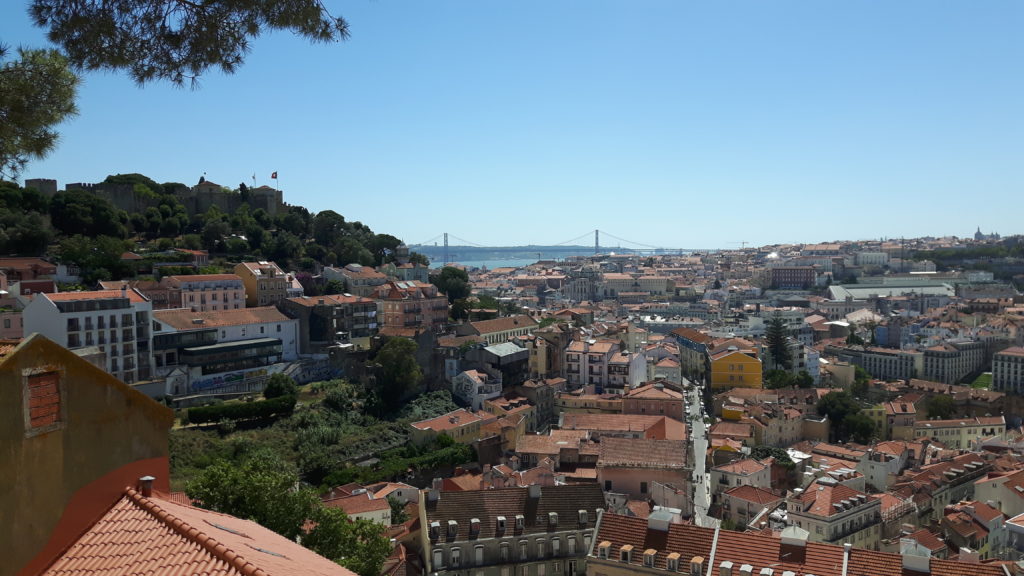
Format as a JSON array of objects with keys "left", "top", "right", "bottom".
[{"left": 3, "top": 1, "right": 1021, "bottom": 248}]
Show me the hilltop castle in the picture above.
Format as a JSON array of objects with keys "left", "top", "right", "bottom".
[{"left": 30, "top": 176, "right": 283, "bottom": 217}]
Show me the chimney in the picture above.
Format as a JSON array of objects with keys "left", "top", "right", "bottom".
[
  {"left": 737, "top": 564, "right": 753, "bottom": 576},
  {"left": 528, "top": 484, "right": 542, "bottom": 499},
  {"left": 900, "top": 538, "right": 931, "bottom": 574},
  {"left": 719, "top": 561, "right": 733, "bottom": 576},
  {"left": 959, "top": 548, "right": 980, "bottom": 564},
  {"left": 138, "top": 475, "right": 155, "bottom": 498}
]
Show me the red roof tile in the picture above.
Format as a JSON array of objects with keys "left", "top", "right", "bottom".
[{"left": 42, "top": 488, "right": 357, "bottom": 576}]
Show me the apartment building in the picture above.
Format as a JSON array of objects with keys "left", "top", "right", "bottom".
[
  {"left": 322, "top": 263, "right": 387, "bottom": 297},
  {"left": 22, "top": 288, "right": 155, "bottom": 384},
  {"left": 786, "top": 476, "right": 882, "bottom": 550},
  {"left": 588, "top": 512, "right": 1008, "bottom": 576},
  {"left": 922, "top": 340, "right": 986, "bottom": 384},
  {"left": 709, "top": 347, "right": 762, "bottom": 390},
  {"left": 419, "top": 484, "right": 606, "bottom": 576},
  {"left": 376, "top": 280, "right": 449, "bottom": 334},
  {"left": 825, "top": 344, "right": 924, "bottom": 381},
  {"left": 770, "top": 266, "right": 817, "bottom": 289},
  {"left": 234, "top": 261, "right": 291, "bottom": 307},
  {"left": 565, "top": 339, "right": 619, "bottom": 391},
  {"left": 161, "top": 273, "right": 245, "bottom": 312},
  {"left": 597, "top": 437, "right": 688, "bottom": 501},
  {"left": 621, "top": 381, "right": 684, "bottom": 421},
  {"left": 913, "top": 416, "right": 1005, "bottom": 451},
  {"left": 151, "top": 307, "right": 299, "bottom": 396},
  {"left": 278, "top": 293, "right": 379, "bottom": 353},
  {"left": 993, "top": 346, "right": 1024, "bottom": 393}
]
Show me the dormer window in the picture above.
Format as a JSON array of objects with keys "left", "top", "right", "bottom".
[
  {"left": 549, "top": 512, "right": 558, "bottom": 527},
  {"left": 620, "top": 545, "right": 633, "bottom": 563},
  {"left": 597, "top": 542, "right": 611, "bottom": 559},
  {"left": 515, "top": 514, "right": 525, "bottom": 531},
  {"left": 497, "top": 516, "right": 507, "bottom": 533},
  {"left": 429, "top": 521, "right": 441, "bottom": 540},
  {"left": 448, "top": 520, "right": 458, "bottom": 538},
  {"left": 578, "top": 509, "right": 588, "bottom": 526},
  {"left": 470, "top": 518, "right": 481, "bottom": 536},
  {"left": 644, "top": 549, "right": 656, "bottom": 567}
]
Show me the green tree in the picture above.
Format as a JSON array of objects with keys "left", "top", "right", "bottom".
[
  {"left": 304, "top": 507, "right": 391, "bottom": 576},
  {"left": 765, "top": 314, "right": 792, "bottom": 370},
  {"left": 30, "top": 0, "right": 349, "bottom": 85},
  {"left": 794, "top": 371, "right": 814, "bottom": 389},
  {"left": 49, "top": 189, "right": 128, "bottom": 238},
  {"left": 388, "top": 495, "right": 410, "bottom": 524},
  {"left": 374, "top": 337, "right": 423, "bottom": 411},
  {"left": 926, "top": 394, "right": 956, "bottom": 420},
  {"left": 263, "top": 373, "right": 298, "bottom": 399},
  {"left": 431, "top": 266, "right": 471, "bottom": 304},
  {"left": 851, "top": 365, "right": 871, "bottom": 398},
  {"left": 817, "top": 390, "right": 862, "bottom": 443},
  {"left": 749, "top": 445, "right": 795, "bottom": 469},
  {"left": 8, "top": 2, "right": 347, "bottom": 175},
  {"left": 0, "top": 47, "right": 78, "bottom": 178},
  {"left": 409, "top": 251, "right": 430, "bottom": 266},
  {"left": 846, "top": 412, "right": 876, "bottom": 444},
  {"left": 764, "top": 369, "right": 794, "bottom": 390},
  {"left": 186, "top": 451, "right": 318, "bottom": 540}
]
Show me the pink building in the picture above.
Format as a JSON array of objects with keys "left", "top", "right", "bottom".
[{"left": 162, "top": 274, "right": 246, "bottom": 312}]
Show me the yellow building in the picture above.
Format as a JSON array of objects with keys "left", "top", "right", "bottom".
[
  {"left": 709, "top": 348, "right": 762, "bottom": 389},
  {"left": 409, "top": 408, "right": 493, "bottom": 446}
]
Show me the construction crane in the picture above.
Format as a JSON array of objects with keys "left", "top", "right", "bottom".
[{"left": 727, "top": 241, "right": 749, "bottom": 249}]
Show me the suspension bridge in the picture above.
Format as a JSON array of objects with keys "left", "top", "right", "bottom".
[{"left": 408, "top": 230, "right": 717, "bottom": 265}]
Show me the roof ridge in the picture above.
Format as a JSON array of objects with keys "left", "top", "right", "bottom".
[{"left": 125, "top": 487, "right": 268, "bottom": 576}]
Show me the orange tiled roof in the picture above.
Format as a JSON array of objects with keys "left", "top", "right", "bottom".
[
  {"left": 597, "top": 437, "right": 686, "bottom": 469},
  {"left": 42, "top": 488, "right": 357, "bottom": 576},
  {"left": 593, "top": 512, "right": 1005, "bottom": 576},
  {"left": 153, "top": 306, "right": 290, "bottom": 329},
  {"left": 723, "top": 485, "right": 782, "bottom": 506},
  {"left": 46, "top": 289, "right": 148, "bottom": 304}
]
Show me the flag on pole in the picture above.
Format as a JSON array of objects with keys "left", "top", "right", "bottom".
[{"left": 271, "top": 171, "right": 278, "bottom": 179}]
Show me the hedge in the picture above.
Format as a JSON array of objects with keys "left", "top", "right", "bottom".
[{"left": 189, "top": 395, "right": 297, "bottom": 425}]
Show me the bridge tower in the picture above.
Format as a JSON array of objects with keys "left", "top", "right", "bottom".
[
  {"left": 594, "top": 229, "right": 599, "bottom": 255},
  {"left": 444, "top": 233, "right": 449, "bottom": 265}
]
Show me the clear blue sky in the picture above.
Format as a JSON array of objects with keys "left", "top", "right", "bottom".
[{"left": 3, "top": 1, "right": 1021, "bottom": 249}]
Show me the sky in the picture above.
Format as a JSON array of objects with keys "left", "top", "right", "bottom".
[{"left": 2, "top": 1, "right": 1022, "bottom": 250}]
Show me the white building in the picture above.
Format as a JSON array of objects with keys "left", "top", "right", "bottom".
[
  {"left": 22, "top": 288, "right": 155, "bottom": 384},
  {"left": 151, "top": 306, "right": 299, "bottom": 396}
]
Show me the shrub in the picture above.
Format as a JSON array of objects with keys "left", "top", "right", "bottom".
[{"left": 188, "top": 395, "right": 297, "bottom": 425}]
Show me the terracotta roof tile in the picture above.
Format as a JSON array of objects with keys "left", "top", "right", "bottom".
[
  {"left": 598, "top": 437, "right": 686, "bottom": 469},
  {"left": 593, "top": 512, "right": 1006, "bottom": 576},
  {"left": 43, "top": 488, "right": 357, "bottom": 576},
  {"left": 424, "top": 485, "right": 605, "bottom": 541},
  {"left": 154, "top": 306, "right": 290, "bottom": 329},
  {"left": 46, "top": 289, "right": 148, "bottom": 304}
]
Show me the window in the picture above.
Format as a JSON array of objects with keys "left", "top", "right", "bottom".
[
  {"left": 277, "top": 324, "right": 282, "bottom": 332},
  {"left": 520, "top": 541, "right": 528, "bottom": 561},
  {"left": 432, "top": 549, "right": 443, "bottom": 569},
  {"left": 567, "top": 537, "right": 576, "bottom": 555},
  {"left": 537, "top": 540, "right": 546, "bottom": 559},
  {"left": 551, "top": 537, "right": 560, "bottom": 557},
  {"left": 640, "top": 481, "right": 648, "bottom": 494},
  {"left": 568, "top": 561, "right": 577, "bottom": 576},
  {"left": 450, "top": 547, "right": 461, "bottom": 568},
  {"left": 644, "top": 550, "right": 655, "bottom": 567},
  {"left": 475, "top": 545, "right": 484, "bottom": 566},
  {"left": 604, "top": 480, "right": 612, "bottom": 491},
  {"left": 500, "top": 543, "right": 510, "bottom": 562},
  {"left": 538, "top": 564, "right": 545, "bottom": 576},
  {"left": 24, "top": 370, "right": 63, "bottom": 437}
]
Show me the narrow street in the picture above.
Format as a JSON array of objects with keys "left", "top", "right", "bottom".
[{"left": 687, "top": 383, "right": 716, "bottom": 527}]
